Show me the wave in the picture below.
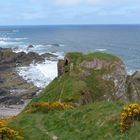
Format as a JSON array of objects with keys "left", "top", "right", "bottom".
[
  {"left": 12, "top": 46, "right": 28, "bottom": 53},
  {"left": 0, "top": 37, "right": 28, "bottom": 48},
  {"left": 49, "top": 52, "right": 64, "bottom": 59},
  {"left": 12, "top": 30, "right": 19, "bottom": 33},
  {"left": 12, "top": 44, "right": 51, "bottom": 54},
  {"left": 95, "top": 49, "right": 107, "bottom": 52},
  {"left": 46, "top": 43, "right": 65, "bottom": 47},
  {"left": 16, "top": 60, "right": 58, "bottom": 88},
  {"left": 0, "top": 37, "right": 28, "bottom": 41},
  {"left": 0, "top": 40, "right": 24, "bottom": 46},
  {"left": 12, "top": 44, "right": 65, "bottom": 58}
]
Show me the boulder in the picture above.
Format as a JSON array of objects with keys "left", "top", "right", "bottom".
[
  {"left": 0, "top": 88, "right": 10, "bottom": 96},
  {"left": 0, "top": 96, "right": 24, "bottom": 105},
  {"left": 41, "top": 53, "right": 57, "bottom": 59},
  {"left": 27, "top": 45, "right": 34, "bottom": 50},
  {"left": 0, "top": 48, "right": 45, "bottom": 66}
]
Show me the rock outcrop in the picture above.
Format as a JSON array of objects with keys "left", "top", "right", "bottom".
[
  {"left": 57, "top": 52, "right": 128, "bottom": 103},
  {"left": 126, "top": 71, "right": 140, "bottom": 102},
  {"left": 0, "top": 47, "right": 57, "bottom": 68}
]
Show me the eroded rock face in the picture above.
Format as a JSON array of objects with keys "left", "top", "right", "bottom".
[
  {"left": 57, "top": 58, "right": 70, "bottom": 77},
  {"left": 126, "top": 71, "right": 140, "bottom": 102},
  {"left": 57, "top": 60, "right": 65, "bottom": 77},
  {"left": 81, "top": 58, "right": 128, "bottom": 101},
  {"left": 81, "top": 58, "right": 114, "bottom": 70},
  {"left": 101, "top": 61, "right": 127, "bottom": 101}
]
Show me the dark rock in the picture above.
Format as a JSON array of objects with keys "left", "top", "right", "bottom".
[
  {"left": 0, "top": 47, "right": 58, "bottom": 67},
  {"left": 28, "top": 52, "right": 38, "bottom": 57},
  {"left": 27, "top": 45, "right": 34, "bottom": 49},
  {"left": 0, "top": 47, "right": 12, "bottom": 52},
  {"left": 16, "top": 52, "right": 26, "bottom": 58},
  {"left": 21, "top": 92, "right": 36, "bottom": 99},
  {"left": 0, "top": 78, "right": 4, "bottom": 83},
  {"left": 41, "top": 53, "right": 57, "bottom": 58},
  {"left": 52, "top": 44, "right": 60, "bottom": 47},
  {"left": 0, "top": 89, "right": 10, "bottom": 96},
  {"left": 57, "top": 60, "right": 65, "bottom": 77},
  {"left": 0, "top": 96, "right": 24, "bottom": 105}
]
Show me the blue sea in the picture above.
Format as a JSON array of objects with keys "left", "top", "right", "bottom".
[{"left": 0, "top": 25, "right": 140, "bottom": 87}]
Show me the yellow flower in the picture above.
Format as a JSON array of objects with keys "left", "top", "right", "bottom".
[
  {"left": 119, "top": 103, "right": 140, "bottom": 133},
  {"left": 133, "top": 109, "right": 139, "bottom": 114}
]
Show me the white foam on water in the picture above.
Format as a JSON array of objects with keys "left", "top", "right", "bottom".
[
  {"left": 0, "top": 37, "right": 28, "bottom": 41},
  {"left": 49, "top": 52, "right": 65, "bottom": 59},
  {"left": 16, "top": 60, "right": 58, "bottom": 88},
  {"left": 95, "top": 49, "right": 107, "bottom": 52},
  {"left": 12, "top": 30, "right": 19, "bottom": 33},
  {"left": 13, "top": 44, "right": 51, "bottom": 54},
  {"left": 0, "top": 37, "right": 27, "bottom": 47},
  {"left": 0, "top": 40, "right": 24, "bottom": 46},
  {"left": 127, "top": 69, "right": 136, "bottom": 76}
]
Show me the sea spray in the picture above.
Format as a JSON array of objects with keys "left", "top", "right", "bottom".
[{"left": 16, "top": 59, "right": 58, "bottom": 88}]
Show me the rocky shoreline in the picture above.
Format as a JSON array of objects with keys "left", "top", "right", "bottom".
[{"left": 0, "top": 47, "right": 57, "bottom": 118}]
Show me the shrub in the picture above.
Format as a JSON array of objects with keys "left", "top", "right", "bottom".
[
  {"left": 0, "top": 118, "right": 24, "bottom": 140},
  {"left": 119, "top": 103, "right": 140, "bottom": 133},
  {"left": 28, "top": 101, "right": 74, "bottom": 113}
]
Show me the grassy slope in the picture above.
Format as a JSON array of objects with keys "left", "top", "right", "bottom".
[
  {"left": 7, "top": 52, "right": 140, "bottom": 139},
  {"left": 8, "top": 101, "right": 140, "bottom": 140}
]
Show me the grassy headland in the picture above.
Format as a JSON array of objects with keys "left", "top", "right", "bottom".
[{"left": 2, "top": 52, "right": 140, "bottom": 139}]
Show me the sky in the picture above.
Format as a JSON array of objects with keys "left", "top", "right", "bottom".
[{"left": 0, "top": 0, "right": 140, "bottom": 25}]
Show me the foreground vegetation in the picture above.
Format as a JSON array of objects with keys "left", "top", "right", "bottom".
[
  {"left": 1, "top": 52, "right": 140, "bottom": 140},
  {"left": 7, "top": 101, "right": 140, "bottom": 140}
]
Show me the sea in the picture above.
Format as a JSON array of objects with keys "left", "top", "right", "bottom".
[{"left": 0, "top": 25, "right": 140, "bottom": 88}]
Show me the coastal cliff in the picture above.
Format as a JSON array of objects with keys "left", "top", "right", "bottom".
[
  {"left": 1, "top": 52, "right": 140, "bottom": 140},
  {"left": 57, "top": 52, "right": 128, "bottom": 103}
]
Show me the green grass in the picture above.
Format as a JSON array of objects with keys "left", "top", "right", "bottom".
[
  {"left": 8, "top": 101, "right": 140, "bottom": 140},
  {"left": 30, "top": 73, "right": 87, "bottom": 104},
  {"left": 30, "top": 67, "right": 115, "bottom": 105},
  {"left": 84, "top": 52, "right": 120, "bottom": 61},
  {"left": 66, "top": 52, "right": 120, "bottom": 63}
]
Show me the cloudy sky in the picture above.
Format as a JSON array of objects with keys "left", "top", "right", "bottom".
[{"left": 0, "top": 0, "right": 140, "bottom": 25}]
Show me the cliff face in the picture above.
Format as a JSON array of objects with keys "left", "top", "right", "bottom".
[
  {"left": 126, "top": 71, "right": 140, "bottom": 102},
  {"left": 81, "top": 58, "right": 127, "bottom": 101},
  {"left": 57, "top": 52, "right": 128, "bottom": 103}
]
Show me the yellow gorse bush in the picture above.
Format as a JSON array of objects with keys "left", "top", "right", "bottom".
[
  {"left": 0, "top": 118, "right": 24, "bottom": 140},
  {"left": 119, "top": 103, "right": 140, "bottom": 133},
  {"left": 29, "top": 101, "right": 74, "bottom": 113}
]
